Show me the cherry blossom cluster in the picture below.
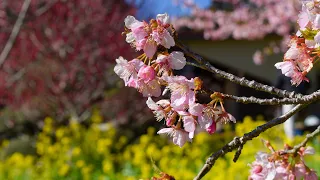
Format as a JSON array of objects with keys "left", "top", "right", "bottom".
[
  {"left": 249, "top": 141, "right": 318, "bottom": 180},
  {"left": 114, "top": 14, "right": 235, "bottom": 147},
  {"left": 173, "top": 0, "right": 299, "bottom": 40},
  {"left": 172, "top": 0, "right": 302, "bottom": 65},
  {"left": 275, "top": 0, "right": 320, "bottom": 86}
]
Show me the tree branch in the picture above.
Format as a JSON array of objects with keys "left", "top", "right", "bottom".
[
  {"left": 222, "top": 90, "right": 320, "bottom": 105},
  {"left": 0, "top": 0, "right": 31, "bottom": 68},
  {"left": 281, "top": 125, "right": 320, "bottom": 156},
  {"left": 194, "top": 103, "right": 308, "bottom": 180},
  {"left": 35, "top": 0, "right": 59, "bottom": 16},
  {"left": 180, "top": 43, "right": 301, "bottom": 98}
]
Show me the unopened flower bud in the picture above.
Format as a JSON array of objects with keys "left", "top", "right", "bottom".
[
  {"left": 252, "top": 165, "right": 263, "bottom": 174},
  {"left": 138, "top": 65, "right": 156, "bottom": 82},
  {"left": 206, "top": 122, "right": 216, "bottom": 134}
]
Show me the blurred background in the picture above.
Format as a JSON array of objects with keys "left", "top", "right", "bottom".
[{"left": 0, "top": 0, "right": 319, "bottom": 179}]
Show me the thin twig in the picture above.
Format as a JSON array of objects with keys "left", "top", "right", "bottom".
[
  {"left": 35, "top": 0, "right": 59, "bottom": 16},
  {"left": 192, "top": 79, "right": 320, "bottom": 105},
  {"left": 222, "top": 90, "right": 320, "bottom": 105},
  {"left": 281, "top": 125, "right": 320, "bottom": 156},
  {"left": 194, "top": 103, "right": 308, "bottom": 180},
  {"left": 0, "top": 0, "right": 31, "bottom": 68},
  {"left": 181, "top": 43, "right": 301, "bottom": 98}
]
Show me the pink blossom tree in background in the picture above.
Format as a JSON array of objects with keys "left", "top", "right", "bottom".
[
  {"left": 173, "top": 0, "right": 301, "bottom": 65},
  {"left": 115, "top": 0, "right": 320, "bottom": 179},
  {"left": 0, "top": 0, "right": 141, "bottom": 129}
]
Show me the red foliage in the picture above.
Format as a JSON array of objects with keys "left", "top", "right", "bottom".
[{"left": 0, "top": 0, "right": 136, "bottom": 119}]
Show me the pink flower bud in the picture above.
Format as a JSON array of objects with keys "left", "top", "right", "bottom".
[
  {"left": 206, "top": 122, "right": 216, "bottom": 134},
  {"left": 305, "top": 170, "right": 318, "bottom": 180},
  {"left": 166, "top": 118, "right": 173, "bottom": 126},
  {"left": 252, "top": 165, "right": 263, "bottom": 174},
  {"left": 138, "top": 65, "right": 156, "bottom": 82}
]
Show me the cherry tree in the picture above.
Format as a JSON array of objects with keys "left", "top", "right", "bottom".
[
  {"left": 115, "top": 0, "right": 320, "bottom": 179},
  {"left": 173, "top": 0, "right": 301, "bottom": 64},
  {"left": 0, "top": 0, "right": 136, "bottom": 122}
]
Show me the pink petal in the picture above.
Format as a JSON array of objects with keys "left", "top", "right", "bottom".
[
  {"left": 124, "top": 15, "right": 143, "bottom": 29},
  {"left": 169, "top": 51, "right": 186, "bottom": 70},
  {"left": 156, "top": 54, "right": 168, "bottom": 64},
  {"left": 129, "top": 58, "right": 144, "bottom": 71},
  {"left": 156, "top": 13, "right": 170, "bottom": 25},
  {"left": 161, "top": 30, "right": 175, "bottom": 48},
  {"left": 126, "top": 32, "right": 135, "bottom": 43},
  {"left": 304, "top": 146, "right": 315, "bottom": 155},
  {"left": 275, "top": 61, "right": 295, "bottom": 77},
  {"left": 144, "top": 40, "right": 157, "bottom": 58},
  {"left": 146, "top": 97, "right": 159, "bottom": 110},
  {"left": 183, "top": 116, "right": 196, "bottom": 134},
  {"left": 298, "top": 11, "right": 310, "bottom": 29},
  {"left": 171, "top": 92, "right": 187, "bottom": 107},
  {"left": 156, "top": 99, "right": 170, "bottom": 107},
  {"left": 284, "top": 46, "right": 300, "bottom": 60},
  {"left": 141, "top": 79, "right": 161, "bottom": 97},
  {"left": 314, "top": 31, "right": 320, "bottom": 44},
  {"left": 189, "top": 103, "right": 204, "bottom": 117},
  {"left": 228, "top": 113, "right": 236, "bottom": 123},
  {"left": 314, "top": 14, "right": 320, "bottom": 29},
  {"left": 157, "top": 128, "right": 173, "bottom": 134}
]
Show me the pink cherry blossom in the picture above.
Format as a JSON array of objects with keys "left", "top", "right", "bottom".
[
  {"left": 124, "top": 15, "right": 149, "bottom": 48},
  {"left": 125, "top": 15, "right": 144, "bottom": 30},
  {"left": 138, "top": 65, "right": 156, "bottom": 83},
  {"left": 146, "top": 97, "right": 170, "bottom": 121},
  {"left": 248, "top": 152, "right": 276, "bottom": 180},
  {"left": 300, "top": 1, "right": 320, "bottom": 29},
  {"left": 124, "top": 15, "right": 174, "bottom": 59},
  {"left": 275, "top": 61, "right": 296, "bottom": 77},
  {"left": 163, "top": 75, "right": 195, "bottom": 111},
  {"left": 157, "top": 128, "right": 191, "bottom": 147},
  {"left": 151, "top": 13, "right": 175, "bottom": 49},
  {"left": 249, "top": 142, "right": 318, "bottom": 180},
  {"left": 114, "top": 57, "right": 144, "bottom": 86},
  {"left": 156, "top": 51, "right": 186, "bottom": 74},
  {"left": 274, "top": 36, "right": 315, "bottom": 86},
  {"left": 215, "top": 108, "right": 237, "bottom": 124},
  {"left": 129, "top": 78, "right": 161, "bottom": 97},
  {"left": 274, "top": 60, "right": 309, "bottom": 86},
  {"left": 151, "top": 29, "right": 175, "bottom": 49},
  {"left": 189, "top": 103, "right": 213, "bottom": 129},
  {"left": 305, "top": 170, "right": 318, "bottom": 180},
  {"left": 114, "top": 56, "right": 161, "bottom": 97},
  {"left": 183, "top": 116, "right": 196, "bottom": 138}
]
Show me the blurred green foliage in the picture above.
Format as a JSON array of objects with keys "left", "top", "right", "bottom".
[{"left": 0, "top": 112, "right": 319, "bottom": 180}]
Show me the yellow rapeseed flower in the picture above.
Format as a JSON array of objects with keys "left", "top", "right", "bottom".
[
  {"left": 102, "top": 160, "right": 113, "bottom": 173},
  {"left": 72, "top": 147, "right": 81, "bottom": 157},
  {"left": 76, "top": 160, "right": 85, "bottom": 168},
  {"left": 58, "top": 164, "right": 70, "bottom": 176}
]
